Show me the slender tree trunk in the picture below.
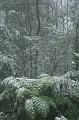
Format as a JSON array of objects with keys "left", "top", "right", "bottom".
[
  {"left": 51, "top": 48, "right": 57, "bottom": 75},
  {"left": 61, "top": 0, "right": 63, "bottom": 7},
  {"left": 5, "top": 10, "right": 8, "bottom": 26},
  {"left": 29, "top": 42, "right": 33, "bottom": 78},
  {"left": 74, "top": 21, "right": 79, "bottom": 70},
  {"left": 63, "top": 18, "right": 65, "bottom": 31},
  {"left": 36, "top": 0, "right": 40, "bottom": 36},
  {"left": 55, "top": 0, "right": 58, "bottom": 29},
  {"left": 35, "top": 49, "right": 38, "bottom": 78},
  {"left": 34, "top": 0, "right": 40, "bottom": 78},
  {"left": 24, "top": 0, "right": 33, "bottom": 78},
  {"left": 26, "top": 0, "right": 32, "bottom": 35},
  {"left": 67, "top": 0, "right": 69, "bottom": 32}
]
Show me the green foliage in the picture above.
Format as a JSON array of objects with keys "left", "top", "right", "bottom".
[
  {"left": 0, "top": 88, "right": 16, "bottom": 114},
  {"left": 1, "top": 74, "right": 79, "bottom": 120},
  {"left": 65, "top": 104, "right": 79, "bottom": 120},
  {"left": 0, "top": 75, "right": 58, "bottom": 120},
  {"left": 54, "top": 94, "right": 73, "bottom": 113},
  {"left": 39, "top": 82, "right": 55, "bottom": 97},
  {"left": 0, "top": 53, "right": 16, "bottom": 80},
  {"left": 0, "top": 88, "right": 15, "bottom": 100}
]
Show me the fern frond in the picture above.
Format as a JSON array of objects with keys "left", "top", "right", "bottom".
[
  {"left": 32, "top": 96, "right": 50, "bottom": 118},
  {"left": 25, "top": 99, "right": 35, "bottom": 120},
  {"left": 25, "top": 97, "right": 51, "bottom": 120}
]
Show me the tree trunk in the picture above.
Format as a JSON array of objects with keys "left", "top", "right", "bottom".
[{"left": 36, "top": 0, "right": 40, "bottom": 36}]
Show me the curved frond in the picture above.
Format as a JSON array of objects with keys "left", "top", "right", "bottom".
[
  {"left": 25, "top": 99, "right": 35, "bottom": 120},
  {"left": 32, "top": 96, "right": 50, "bottom": 118}
]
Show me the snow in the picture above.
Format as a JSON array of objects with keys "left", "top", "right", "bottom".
[
  {"left": 55, "top": 115, "right": 67, "bottom": 120},
  {"left": 74, "top": 52, "right": 79, "bottom": 57}
]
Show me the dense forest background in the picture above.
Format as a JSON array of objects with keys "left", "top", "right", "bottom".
[
  {"left": 0, "top": 0, "right": 79, "bottom": 120},
  {"left": 0, "top": 0, "right": 79, "bottom": 79}
]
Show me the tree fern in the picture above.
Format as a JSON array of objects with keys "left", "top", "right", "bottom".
[{"left": 1, "top": 74, "right": 79, "bottom": 120}]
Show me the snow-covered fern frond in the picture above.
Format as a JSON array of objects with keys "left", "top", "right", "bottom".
[
  {"left": 25, "top": 99, "right": 35, "bottom": 120},
  {"left": 25, "top": 96, "right": 56, "bottom": 120},
  {"left": 32, "top": 97, "right": 50, "bottom": 118},
  {"left": 1, "top": 76, "right": 41, "bottom": 89}
]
